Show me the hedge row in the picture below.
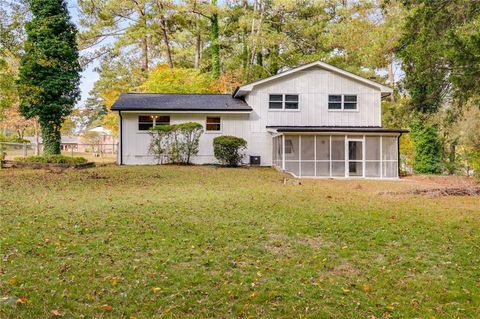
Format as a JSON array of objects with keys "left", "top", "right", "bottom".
[{"left": 14, "top": 155, "right": 88, "bottom": 165}]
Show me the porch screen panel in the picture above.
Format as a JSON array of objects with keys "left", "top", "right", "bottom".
[
  {"left": 284, "top": 135, "right": 300, "bottom": 176},
  {"left": 301, "top": 136, "right": 315, "bottom": 176},
  {"left": 365, "top": 136, "right": 381, "bottom": 177},
  {"left": 272, "top": 136, "right": 283, "bottom": 168},
  {"left": 382, "top": 137, "right": 398, "bottom": 160},
  {"left": 272, "top": 137, "right": 277, "bottom": 167},
  {"left": 331, "top": 136, "right": 345, "bottom": 177},
  {"left": 382, "top": 137, "right": 398, "bottom": 178},
  {"left": 315, "top": 136, "right": 330, "bottom": 177}
]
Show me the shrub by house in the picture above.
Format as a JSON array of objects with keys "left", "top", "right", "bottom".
[
  {"left": 213, "top": 135, "right": 247, "bottom": 167},
  {"left": 148, "top": 122, "right": 203, "bottom": 164}
]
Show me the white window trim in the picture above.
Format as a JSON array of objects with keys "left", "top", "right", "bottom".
[
  {"left": 205, "top": 116, "right": 222, "bottom": 134},
  {"left": 327, "top": 94, "right": 359, "bottom": 112},
  {"left": 137, "top": 115, "right": 171, "bottom": 133},
  {"left": 268, "top": 94, "right": 300, "bottom": 111}
]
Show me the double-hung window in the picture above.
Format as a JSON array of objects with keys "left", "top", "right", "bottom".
[
  {"left": 138, "top": 115, "right": 170, "bottom": 131},
  {"left": 269, "top": 94, "right": 299, "bottom": 110},
  {"left": 206, "top": 116, "right": 221, "bottom": 132},
  {"left": 328, "top": 95, "right": 357, "bottom": 110}
]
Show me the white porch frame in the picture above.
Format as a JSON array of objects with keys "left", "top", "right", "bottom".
[{"left": 272, "top": 132, "right": 400, "bottom": 179}]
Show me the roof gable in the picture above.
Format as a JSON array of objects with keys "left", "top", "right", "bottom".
[{"left": 233, "top": 61, "right": 393, "bottom": 97}]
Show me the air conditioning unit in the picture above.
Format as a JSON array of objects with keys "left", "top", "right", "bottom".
[{"left": 250, "top": 156, "right": 261, "bottom": 166}]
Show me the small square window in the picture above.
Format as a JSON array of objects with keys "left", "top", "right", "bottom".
[
  {"left": 328, "top": 95, "right": 342, "bottom": 110},
  {"left": 269, "top": 94, "right": 283, "bottom": 109},
  {"left": 344, "top": 95, "right": 357, "bottom": 110},
  {"left": 285, "top": 95, "right": 298, "bottom": 109},
  {"left": 155, "top": 116, "right": 170, "bottom": 125},
  {"left": 285, "top": 139, "right": 294, "bottom": 154},
  {"left": 138, "top": 115, "right": 154, "bottom": 131},
  {"left": 328, "top": 95, "right": 358, "bottom": 110},
  {"left": 206, "top": 116, "right": 221, "bottom": 131}
]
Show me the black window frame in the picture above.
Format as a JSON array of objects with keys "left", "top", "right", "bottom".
[{"left": 138, "top": 115, "right": 170, "bottom": 131}]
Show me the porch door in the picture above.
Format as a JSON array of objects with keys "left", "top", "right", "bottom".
[{"left": 347, "top": 139, "right": 363, "bottom": 177}]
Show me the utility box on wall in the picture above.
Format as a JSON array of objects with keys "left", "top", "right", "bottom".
[{"left": 250, "top": 156, "right": 261, "bottom": 166}]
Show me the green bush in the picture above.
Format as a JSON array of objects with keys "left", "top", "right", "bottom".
[
  {"left": 410, "top": 117, "right": 442, "bottom": 174},
  {"left": 213, "top": 135, "right": 247, "bottom": 167},
  {"left": 15, "top": 155, "right": 88, "bottom": 165},
  {"left": 149, "top": 122, "right": 203, "bottom": 164}
]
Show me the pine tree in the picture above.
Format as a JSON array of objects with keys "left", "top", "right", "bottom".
[{"left": 17, "top": 0, "right": 81, "bottom": 155}]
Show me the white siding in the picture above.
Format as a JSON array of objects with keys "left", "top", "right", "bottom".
[
  {"left": 247, "top": 66, "right": 382, "bottom": 127},
  {"left": 120, "top": 65, "right": 384, "bottom": 166},
  {"left": 121, "top": 112, "right": 272, "bottom": 165}
]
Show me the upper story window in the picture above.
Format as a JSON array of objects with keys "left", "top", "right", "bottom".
[
  {"left": 138, "top": 115, "right": 170, "bottom": 131},
  {"left": 269, "top": 94, "right": 299, "bottom": 110},
  {"left": 328, "top": 95, "right": 357, "bottom": 110},
  {"left": 206, "top": 116, "right": 221, "bottom": 132}
]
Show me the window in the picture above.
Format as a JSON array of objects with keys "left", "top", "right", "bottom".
[
  {"left": 155, "top": 116, "right": 170, "bottom": 125},
  {"left": 269, "top": 95, "right": 283, "bottom": 109},
  {"left": 285, "top": 95, "right": 299, "bottom": 109},
  {"left": 328, "top": 95, "right": 358, "bottom": 110},
  {"left": 328, "top": 95, "right": 342, "bottom": 109},
  {"left": 138, "top": 115, "right": 170, "bottom": 131},
  {"left": 206, "top": 117, "right": 221, "bottom": 131},
  {"left": 344, "top": 95, "right": 357, "bottom": 109},
  {"left": 269, "top": 94, "right": 299, "bottom": 110}
]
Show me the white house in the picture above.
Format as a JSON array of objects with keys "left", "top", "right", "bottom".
[{"left": 111, "top": 60, "right": 407, "bottom": 178}]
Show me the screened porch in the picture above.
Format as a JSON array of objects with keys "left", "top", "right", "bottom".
[{"left": 272, "top": 134, "right": 399, "bottom": 178}]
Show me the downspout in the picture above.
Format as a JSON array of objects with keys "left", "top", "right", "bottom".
[
  {"left": 397, "top": 132, "right": 402, "bottom": 178},
  {"left": 119, "top": 111, "right": 123, "bottom": 165}
]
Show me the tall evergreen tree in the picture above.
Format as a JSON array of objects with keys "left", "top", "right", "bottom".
[{"left": 17, "top": 0, "right": 81, "bottom": 155}]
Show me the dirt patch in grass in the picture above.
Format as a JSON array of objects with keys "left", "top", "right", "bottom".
[
  {"left": 265, "top": 233, "right": 335, "bottom": 255},
  {"left": 379, "top": 186, "right": 480, "bottom": 197},
  {"left": 402, "top": 175, "right": 479, "bottom": 188},
  {"left": 328, "top": 262, "right": 361, "bottom": 276}
]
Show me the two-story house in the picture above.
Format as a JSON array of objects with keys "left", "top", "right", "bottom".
[{"left": 111, "top": 60, "right": 407, "bottom": 178}]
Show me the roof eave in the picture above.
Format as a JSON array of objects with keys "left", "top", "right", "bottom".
[{"left": 233, "top": 60, "right": 394, "bottom": 96}]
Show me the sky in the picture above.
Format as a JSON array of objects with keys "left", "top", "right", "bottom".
[{"left": 67, "top": 0, "right": 98, "bottom": 107}]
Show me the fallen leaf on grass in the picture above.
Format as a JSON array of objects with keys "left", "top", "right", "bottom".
[
  {"left": 342, "top": 288, "right": 350, "bottom": 294},
  {"left": 100, "top": 304, "right": 113, "bottom": 311},
  {"left": 50, "top": 309, "right": 63, "bottom": 317},
  {"left": 152, "top": 287, "right": 161, "bottom": 293},
  {"left": 8, "top": 277, "right": 18, "bottom": 285},
  {"left": 362, "top": 284, "right": 371, "bottom": 292},
  {"left": 16, "top": 297, "right": 29, "bottom": 304}
]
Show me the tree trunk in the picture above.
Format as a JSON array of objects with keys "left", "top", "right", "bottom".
[
  {"left": 34, "top": 119, "right": 40, "bottom": 155},
  {"left": 387, "top": 53, "right": 395, "bottom": 102},
  {"left": 210, "top": 0, "right": 220, "bottom": 78},
  {"left": 256, "top": 51, "right": 263, "bottom": 66},
  {"left": 194, "top": 32, "right": 201, "bottom": 69},
  {"left": 448, "top": 143, "right": 456, "bottom": 174},
  {"left": 41, "top": 121, "right": 62, "bottom": 155},
  {"left": 141, "top": 36, "right": 149, "bottom": 72},
  {"left": 269, "top": 45, "right": 279, "bottom": 75},
  {"left": 157, "top": 1, "right": 174, "bottom": 68}
]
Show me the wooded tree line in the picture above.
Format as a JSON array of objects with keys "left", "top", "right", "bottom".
[{"left": 0, "top": 0, "right": 479, "bottom": 175}]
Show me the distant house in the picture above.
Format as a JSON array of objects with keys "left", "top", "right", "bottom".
[
  {"left": 111, "top": 60, "right": 407, "bottom": 178},
  {"left": 78, "top": 126, "right": 117, "bottom": 153}
]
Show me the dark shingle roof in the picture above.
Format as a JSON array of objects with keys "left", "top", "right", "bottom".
[
  {"left": 267, "top": 126, "right": 409, "bottom": 133},
  {"left": 111, "top": 93, "right": 251, "bottom": 112}
]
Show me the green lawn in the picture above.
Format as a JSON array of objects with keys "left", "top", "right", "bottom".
[{"left": 1, "top": 166, "right": 479, "bottom": 318}]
